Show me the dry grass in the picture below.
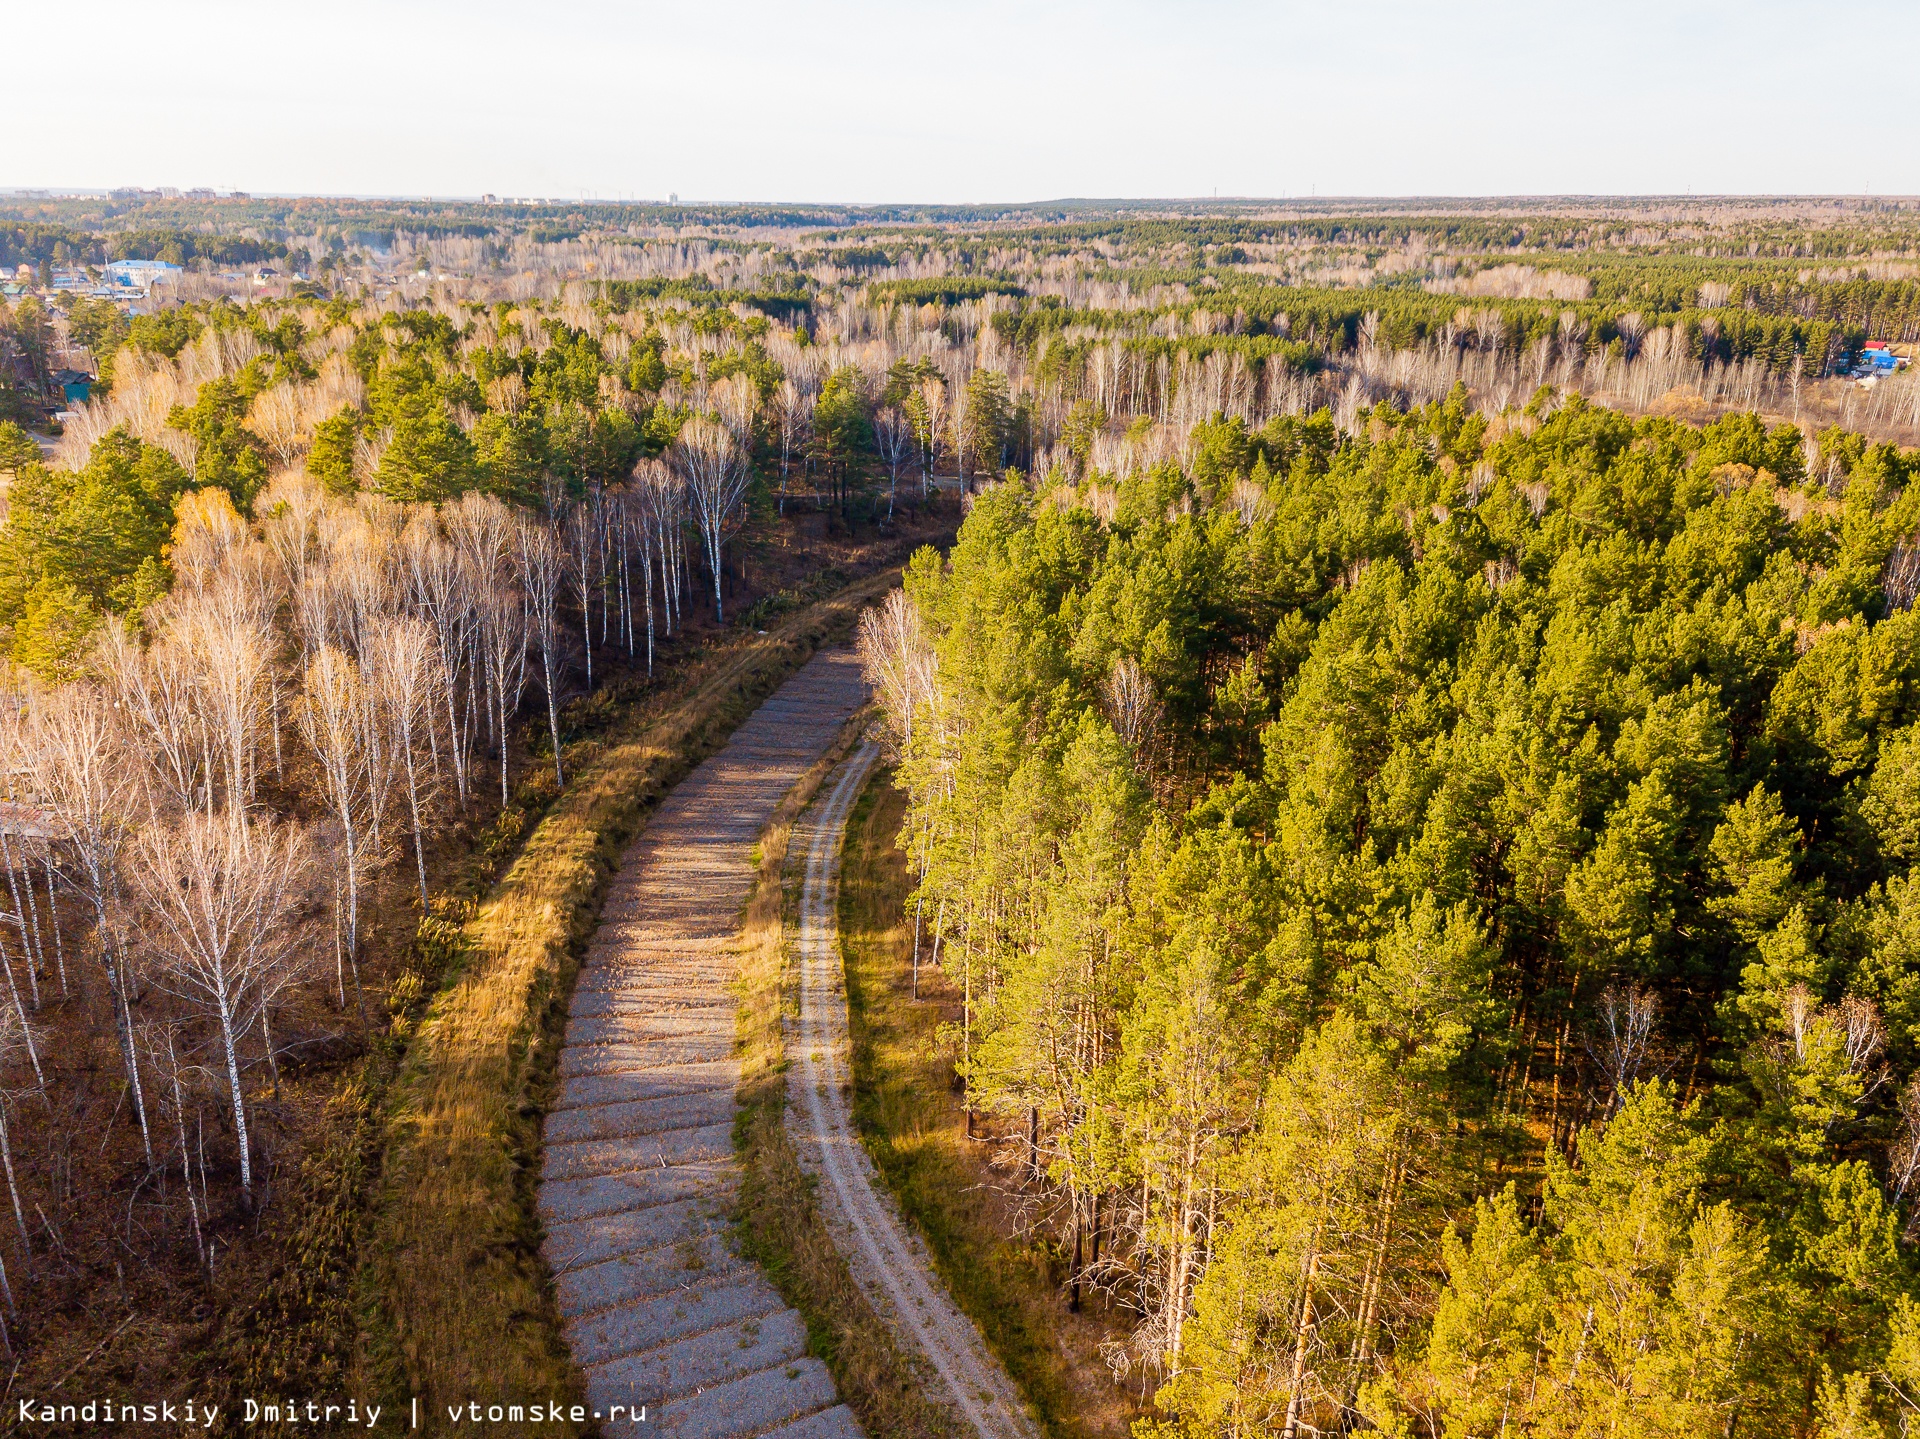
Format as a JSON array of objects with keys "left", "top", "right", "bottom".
[
  {"left": 730, "top": 726, "right": 961, "bottom": 1439},
  {"left": 358, "top": 566, "right": 908, "bottom": 1430},
  {"left": 839, "top": 771, "right": 1145, "bottom": 1439}
]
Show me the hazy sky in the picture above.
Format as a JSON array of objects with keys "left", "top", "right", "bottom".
[{"left": 11, "top": 0, "right": 1914, "bottom": 201}]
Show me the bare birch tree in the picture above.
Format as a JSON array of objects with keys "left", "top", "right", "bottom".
[
  {"left": 857, "top": 589, "right": 937, "bottom": 755},
  {"left": 774, "top": 379, "right": 813, "bottom": 516},
  {"left": 635, "top": 457, "right": 685, "bottom": 651},
  {"left": 0, "top": 1009, "right": 30, "bottom": 1249},
  {"left": 516, "top": 515, "right": 567, "bottom": 788},
  {"left": 446, "top": 492, "right": 528, "bottom": 806},
  {"left": 913, "top": 376, "right": 948, "bottom": 502},
  {"left": 126, "top": 809, "right": 312, "bottom": 1198},
  {"left": 674, "top": 415, "right": 751, "bottom": 625},
  {"left": 368, "top": 619, "right": 445, "bottom": 913},
  {"left": 0, "top": 1006, "right": 27, "bottom": 1330},
  {"left": 27, "top": 684, "right": 154, "bottom": 1164},
  {"left": 168, "top": 493, "right": 282, "bottom": 810},
  {"left": 400, "top": 509, "right": 475, "bottom": 806},
  {"left": 100, "top": 622, "right": 208, "bottom": 816},
  {"left": 296, "top": 646, "right": 371, "bottom": 1027},
  {"left": 563, "top": 498, "right": 600, "bottom": 691},
  {"left": 1586, "top": 984, "right": 1659, "bottom": 1114},
  {"left": 874, "top": 405, "right": 913, "bottom": 518}
]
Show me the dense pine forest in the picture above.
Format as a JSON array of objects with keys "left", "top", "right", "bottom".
[
  {"left": 0, "top": 193, "right": 1918, "bottom": 1433},
  {"left": 865, "top": 395, "right": 1920, "bottom": 1436}
]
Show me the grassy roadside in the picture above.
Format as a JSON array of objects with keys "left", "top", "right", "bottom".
[
  {"left": 358, "top": 565, "right": 908, "bottom": 1431},
  {"left": 731, "top": 731, "right": 960, "bottom": 1439},
  {"left": 838, "top": 768, "right": 1142, "bottom": 1439}
]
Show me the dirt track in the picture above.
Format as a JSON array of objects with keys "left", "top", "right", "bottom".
[
  {"left": 787, "top": 744, "right": 1040, "bottom": 1439},
  {"left": 537, "top": 649, "right": 869, "bottom": 1438}
]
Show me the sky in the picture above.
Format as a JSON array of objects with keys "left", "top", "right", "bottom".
[{"left": 9, "top": 0, "right": 1915, "bottom": 202}]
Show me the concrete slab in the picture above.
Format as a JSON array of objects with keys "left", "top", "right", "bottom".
[
  {"left": 536, "top": 649, "right": 870, "bottom": 1435},
  {"left": 539, "top": 1160, "right": 736, "bottom": 1223},
  {"left": 546, "top": 1089, "right": 738, "bottom": 1143},
  {"left": 548, "top": 1064, "right": 739, "bottom": 1112},
  {"left": 566, "top": 1011, "right": 735, "bottom": 1047},
  {"left": 558, "top": 1037, "right": 735, "bottom": 1077},
  {"left": 544, "top": 1196, "right": 727, "bottom": 1272},
  {"left": 583, "top": 1308, "right": 810, "bottom": 1407},
  {"left": 643, "top": 1358, "right": 838, "bottom": 1439},
  {"left": 555, "top": 1231, "right": 748, "bottom": 1318},
  {"left": 569, "top": 1275, "right": 787, "bottom": 1366},
  {"left": 542, "top": 1121, "right": 736, "bottom": 1183},
  {"left": 762, "top": 1406, "right": 866, "bottom": 1439}
]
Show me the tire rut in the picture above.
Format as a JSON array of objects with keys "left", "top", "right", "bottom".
[{"left": 788, "top": 743, "right": 1041, "bottom": 1439}]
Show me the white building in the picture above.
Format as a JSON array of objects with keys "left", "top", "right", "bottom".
[{"left": 105, "top": 259, "right": 184, "bottom": 289}]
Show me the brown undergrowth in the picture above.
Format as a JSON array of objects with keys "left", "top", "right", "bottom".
[
  {"left": 357, "top": 564, "right": 914, "bottom": 1433},
  {"left": 839, "top": 769, "right": 1147, "bottom": 1439},
  {"left": 4, "top": 506, "right": 953, "bottom": 1430},
  {"left": 731, "top": 725, "right": 960, "bottom": 1439}
]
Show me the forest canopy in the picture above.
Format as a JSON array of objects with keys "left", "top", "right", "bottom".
[
  {"left": 867, "top": 387, "right": 1920, "bottom": 1437},
  {"left": 6, "top": 192, "right": 1920, "bottom": 1433}
]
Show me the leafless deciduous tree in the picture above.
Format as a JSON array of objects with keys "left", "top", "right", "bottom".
[
  {"left": 141, "top": 1023, "right": 209, "bottom": 1269},
  {"left": 945, "top": 363, "right": 972, "bottom": 488},
  {"left": 606, "top": 486, "right": 637, "bottom": 661},
  {"left": 674, "top": 415, "right": 751, "bottom": 625},
  {"left": 874, "top": 405, "right": 912, "bottom": 518},
  {"left": 1585, "top": 984, "right": 1658, "bottom": 1114},
  {"left": 1836, "top": 993, "right": 1888, "bottom": 1080},
  {"left": 563, "top": 496, "right": 601, "bottom": 691},
  {"left": 856, "top": 590, "right": 937, "bottom": 755},
  {"left": 635, "top": 457, "right": 686, "bottom": 655},
  {"left": 245, "top": 383, "right": 307, "bottom": 470},
  {"left": 369, "top": 619, "right": 446, "bottom": 913},
  {"left": 857, "top": 589, "right": 947, "bottom": 993},
  {"left": 296, "top": 645, "right": 372, "bottom": 1027},
  {"left": 169, "top": 491, "right": 283, "bottom": 809},
  {"left": 913, "top": 376, "right": 947, "bottom": 501},
  {"left": 0, "top": 878, "right": 40, "bottom": 1096},
  {"left": 447, "top": 492, "right": 529, "bottom": 806},
  {"left": 126, "top": 809, "right": 312, "bottom": 1198},
  {"left": 400, "top": 509, "right": 475, "bottom": 806},
  {"left": 774, "top": 379, "right": 813, "bottom": 516},
  {"left": 0, "top": 1006, "right": 26, "bottom": 1335},
  {"left": 517, "top": 515, "right": 567, "bottom": 788},
  {"left": 101, "top": 621, "right": 206, "bottom": 816},
  {"left": 1890, "top": 1075, "right": 1920, "bottom": 1233},
  {"left": 27, "top": 684, "right": 153, "bottom": 1164},
  {"left": 1103, "top": 656, "right": 1161, "bottom": 753},
  {"left": 261, "top": 472, "right": 329, "bottom": 653}
]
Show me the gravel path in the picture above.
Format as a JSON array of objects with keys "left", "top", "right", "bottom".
[
  {"left": 538, "top": 649, "right": 869, "bottom": 1439},
  {"left": 788, "top": 744, "right": 1041, "bottom": 1439}
]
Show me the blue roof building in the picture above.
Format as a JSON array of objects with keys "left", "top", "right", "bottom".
[{"left": 105, "top": 259, "right": 183, "bottom": 288}]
